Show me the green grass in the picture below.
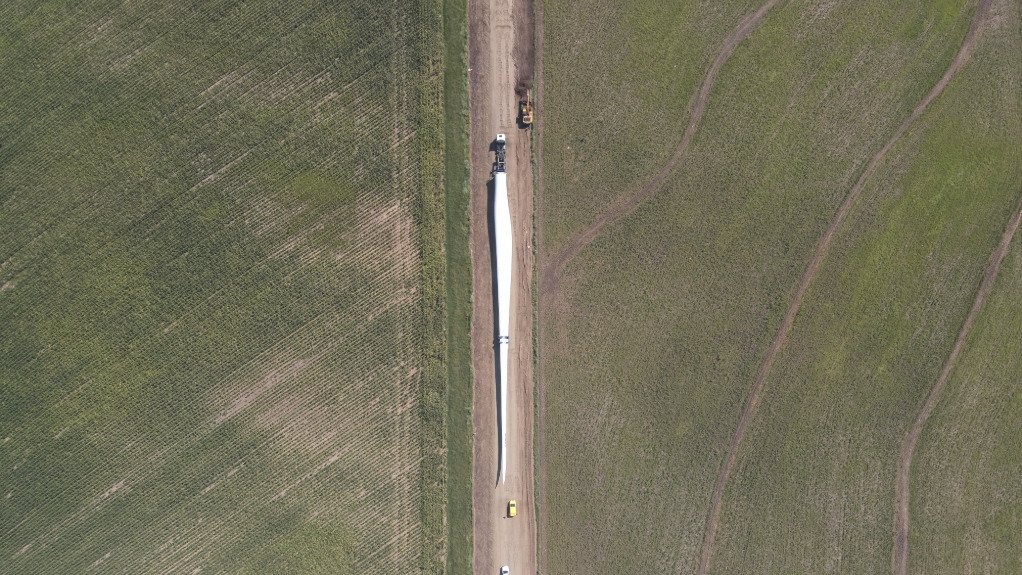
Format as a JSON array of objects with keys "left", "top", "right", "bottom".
[
  {"left": 909, "top": 235, "right": 1022, "bottom": 575},
  {"left": 906, "top": 8, "right": 1022, "bottom": 573},
  {"left": 539, "top": 0, "right": 762, "bottom": 253},
  {"left": 413, "top": 0, "right": 448, "bottom": 571},
  {"left": 441, "top": 0, "right": 473, "bottom": 570},
  {"left": 711, "top": 2, "right": 1022, "bottom": 570},
  {"left": 538, "top": 0, "right": 1015, "bottom": 573},
  {"left": 0, "top": 0, "right": 459, "bottom": 573}
]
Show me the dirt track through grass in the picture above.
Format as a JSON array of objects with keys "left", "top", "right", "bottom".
[
  {"left": 538, "top": 0, "right": 780, "bottom": 297},
  {"left": 893, "top": 191, "right": 1022, "bottom": 575},
  {"left": 534, "top": 0, "right": 549, "bottom": 570},
  {"left": 695, "top": 1, "right": 993, "bottom": 573}
]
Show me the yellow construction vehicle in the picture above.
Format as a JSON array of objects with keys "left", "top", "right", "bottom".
[{"left": 519, "top": 89, "right": 534, "bottom": 128}]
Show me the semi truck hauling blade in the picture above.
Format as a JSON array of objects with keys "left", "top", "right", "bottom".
[{"left": 493, "top": 133, "right": 512, "bottom": 485}]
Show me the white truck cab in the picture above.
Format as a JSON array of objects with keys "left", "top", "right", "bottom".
[{"left": 496, "top": 133, "right": 506, "bottom": 146}]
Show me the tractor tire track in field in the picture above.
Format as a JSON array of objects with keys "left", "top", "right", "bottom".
[
  {"left": 696, "top": 2, "right": 992, "bottom": 574},
  {"left": 893, "top": 192, "right": 1022, "bottom": 575},
  {"left": 538, "top": 0, "right": 781, "bottom": 296}
]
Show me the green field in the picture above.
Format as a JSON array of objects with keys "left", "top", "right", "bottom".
[
  {"left": 440, "top": 0, "right": 473, "bottom": 570},
  {"left": 539, "top": 0, "right": 762, "bottom": 253},
  {"left": 539, "top": 0, "right": 1020, "bottom": 573},
  {"left": 0, "top": 0, "right": 470, "bottom": 573},
  {"left": 910, "top": 234, "right": 1022, "bottom": 574},
  {"left": 711, "top": 2, "right": 1021, "bottom": 571},
  {"left": 902, "top": 9, "right": 1022, "bottom": 573}
]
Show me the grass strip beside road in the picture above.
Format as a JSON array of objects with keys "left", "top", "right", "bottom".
[
  {"left": 415, "top": 0, "right": 450, "bottom": 570},
  {"left": 442, "top": 0, "right": 474, "bottom": 571}
]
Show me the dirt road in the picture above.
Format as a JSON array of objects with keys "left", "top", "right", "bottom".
[{"left": 468, "top": 0, "right": 538, "bottom": 573}]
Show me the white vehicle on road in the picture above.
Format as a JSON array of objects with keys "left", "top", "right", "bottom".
[{"left": 500, "top": 567, "right": 510, "bottom": 575}]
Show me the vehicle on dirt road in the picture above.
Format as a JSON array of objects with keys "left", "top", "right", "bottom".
[
  {"left": 519, "top": 89, "right": 534, "bottom": 127},
  {"left": 507, "top": 499, "right": 517, "bottom": 517},
  {"left": 501, "top": 566, "right": 510, "bottom": 575}
]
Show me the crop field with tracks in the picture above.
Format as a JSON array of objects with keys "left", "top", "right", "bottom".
[
  {"left": 538, "top": 0, "right": 1020, "bottom": 573},
  {"left": 909, "top": 232, "right": 1022, "bottom": 575},
  {"left": 0, "top": 0, "right": 469, "bottom": 573}
]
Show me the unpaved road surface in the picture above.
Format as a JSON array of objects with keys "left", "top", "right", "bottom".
[
  {"left": 468, "top": 0, "right": 537, "bottom": 573},
  {"left": 696, "top": 2, "right": 993, "bottom": 574}
]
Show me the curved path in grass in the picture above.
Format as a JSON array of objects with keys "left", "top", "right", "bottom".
[
  {"left": 893, "top": 191, "right": 1022, "bottom": 575},
  {"left": 694, "top": 2, "right": 993, "bottom": 574},
  {"left": 538, "top": 0, "right": 782, "bottom": 297}
]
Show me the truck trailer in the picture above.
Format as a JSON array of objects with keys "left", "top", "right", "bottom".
[{"left": 493, "top": 133, "right": 512, "bottom": 485}]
